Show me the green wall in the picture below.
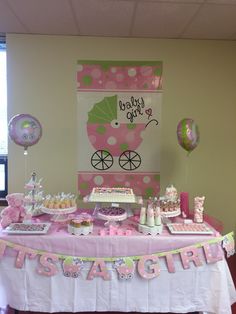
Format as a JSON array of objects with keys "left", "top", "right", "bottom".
[{"left": 6, "top": 34, "right": 236, "bottom": 233}]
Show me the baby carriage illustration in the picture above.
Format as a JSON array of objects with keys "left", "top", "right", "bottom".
[
  {"left": 62, "top": 257, "right": 83, "bottom": 278},
  {"left": 113, "top": 257, "right": 135, "bottom": 280},
  {"left": 87, "top": 95, "right": 145, "bottom": 171}
]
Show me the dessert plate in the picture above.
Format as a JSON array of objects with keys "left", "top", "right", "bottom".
[
  {"left": 167, "top": 222, "right": 214, "bottom": 235},
  {"left": 2, "top": 222, "right": 51, "bottom": 234}
]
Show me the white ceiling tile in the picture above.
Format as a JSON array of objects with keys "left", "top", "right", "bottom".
[
  {"left": 132, "top": 2, "right": 201, "bottom": 38},
  {"left": 71, "top": 0, "right": 135, "bottom": 37},
  {"left": 0, "top": 0, "right": 236, "bottom": 40},
  {"left": 7, "top": 0, "right": 78, "bottom": 35},
  {"left": 0, "top": 0, "right": 27, "bottom": 32},
  {"left": 182, "top": 4, "right": 236, "bottom": 39}
]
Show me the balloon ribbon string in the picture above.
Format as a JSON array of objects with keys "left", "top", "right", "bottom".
[
  {"left": 24, "top": 151, "right": 28, "bottom": 184},
  {"left": 184, "top": 152, "right": 190, "bottom": 190}
]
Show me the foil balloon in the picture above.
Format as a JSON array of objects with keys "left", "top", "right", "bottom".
[
  {"left": 177, "top": 118, "right": 199, "bottom": 153},
  {"left": 8, "top": 114, "right": 42, "bottom": 153}
]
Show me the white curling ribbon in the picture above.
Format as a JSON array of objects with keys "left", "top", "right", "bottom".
[
  {"left": 139, "top": 207, "right": 146, "bottom": 225},
  {"left": 146, "top": 205, "right": 155, "bottom": 227},
  {"left": 155, "top": 206, "right": 162, "bottom": 226}
]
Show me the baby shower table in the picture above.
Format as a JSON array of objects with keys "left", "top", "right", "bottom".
[{"left": 0, "top": 210, "right": 235, "bottom": 314}]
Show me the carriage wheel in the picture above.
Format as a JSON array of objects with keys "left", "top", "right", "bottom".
[
  {"left": 127, "top": 273, "right": 133, "bottom": 279},
  {"left": 119, "top": 150, "right": 141, "bottom": 171},
  {"left": 119, "top": 274, "right": 126, "bottom": 280},
  {"left": 91, "top": 150, "right": 113, "bottom": 170},
  {"left": 72, "top": 272, "right": 79, "bottom": 278}
]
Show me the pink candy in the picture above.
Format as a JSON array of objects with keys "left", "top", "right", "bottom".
[{"left": 99, "top": 225, "right": 133, "bottom": 236}]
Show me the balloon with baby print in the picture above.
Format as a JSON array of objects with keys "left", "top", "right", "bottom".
[
  {"left": 177, "top": 118, "right": 199, "bottom": 154},
  {"left": 8, "top": 114, "right": 42, "bottom": 155}
]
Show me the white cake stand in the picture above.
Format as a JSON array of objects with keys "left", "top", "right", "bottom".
[
  {"left": 97, "top": 210, "right": 128, "bottom": 226},
  {"left": 161, "top": 207, "right": 181, "bottom": 224},
  {"left": 41, "top": 206, "right": 77, "bottom": 222},
  {"left": 83, "top": 194, "right": 143, "bottom": 218}
]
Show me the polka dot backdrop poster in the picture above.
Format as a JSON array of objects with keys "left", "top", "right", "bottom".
[{"left": 77, "top": 60, "right": 162, "bottom": 199}]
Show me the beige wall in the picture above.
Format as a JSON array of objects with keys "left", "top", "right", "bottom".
[{"left": 6, "top": 34, "right": 236, "bottom": 233}]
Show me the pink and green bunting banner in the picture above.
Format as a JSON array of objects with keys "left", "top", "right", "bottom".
[{"left": 0, "top": 232, "right": 234, "bottom": 280}]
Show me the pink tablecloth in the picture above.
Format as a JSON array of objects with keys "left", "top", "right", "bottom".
[
  {"left": 0, "top": 212, "right": 222, "bottom": 258},
  {"left": 0, "top": 211, "right": 235, "bottom": 313}
]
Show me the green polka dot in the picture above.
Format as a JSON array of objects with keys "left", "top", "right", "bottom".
[
  {"left": 143, "top": 83, "right": 148, "bottom": 89},
  {"left": 145, "top": 187, "right": 154, "bottom": 198},
  {"left": 120, "top": 143, "right": 129, "bottom": 151},
  {"left": 82, "top": 75, "right": 92, "bottom": 86},
  {"left": 127, "top": 124, "right": 136, "bottom": 130},
  {"left": 154, "top": 174, "right": 160, "bottom": 181},
  {"left": 79, "top": 182, "right": 89, "bottom": 190},
  {"left": 154, "top": 67, "right": 162, "bottom": 76},
  {"left": 96, "top": 125, "right": 106, "bottom": 134}
]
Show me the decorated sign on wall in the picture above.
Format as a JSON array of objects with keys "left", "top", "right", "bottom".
[
  {"left": 76, "top": 61, "right": 162, "bottom": 198},
  {"left": 0, "top": 232, "right": 234, "bottom": 280}
]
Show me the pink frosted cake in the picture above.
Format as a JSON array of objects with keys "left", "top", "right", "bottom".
[
  {"left": 97, "top": 207, "right": 127, "bottom": 222},
  {"left": 158, "top": 184, "right": 181, "bottom": 217},
  {"left": 89, "top": 187, "right": 136, "bottom": 203}
]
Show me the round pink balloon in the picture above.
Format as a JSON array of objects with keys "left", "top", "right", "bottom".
[{"left": 8, "top": 114, "right": 42, "bottom": 149}]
